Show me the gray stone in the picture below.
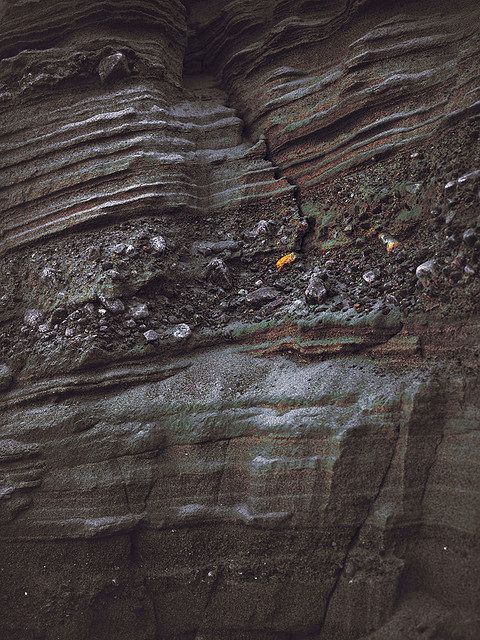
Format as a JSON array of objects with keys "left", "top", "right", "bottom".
[
  {"left": 457, "top": 170, "right": 480, "bottom": 184},
  {"left": 40, "top": 267, "right": 57, "bottom": 282},
  {"left": 305, "top": 273, "right": 328, "bottom": 305},
  {"left": 287, "top": 298, "right": 309, "bottom": 317},
  {"left": 252, "top": 219, "right": 276, "bottom": 237},
  {"left": 24, "top": 308, "right": 43, "bottom": 327},
  {"left": 195, "top": 240, "right": 240, "bottom": 256},
  {"left": 125, "top": 244, "right": 137, "bottom": 256},
  {"left": 362, "top": 270, "right": 377, "bottom": 284},
  {"left": 245, "top": 287, "right": 279, "bottom": 308},
  {"left": 0, "top": 364, "right": 13, "bottom": 391},
  {"left": 109, "top": 243, "right": 127, "bottom": 255},
  {"left": 143, "top": 329, "right": 160, "bottom": 342},
  {"left": 462, "top": 228, "right": 476, "bottom": 245},
  {"left": 103, "top": 299, "right": 125, "bottom": 315},
  {"left": 416, "top": 259, "right": 437, "bottom": 280},
  {"left": 206, "top": 258, "right": 232, "bottom": 289},
  {"left": 105, "top": 269, "right": 123, "bottom": 281},
  {"left": 130, "top": 303, "right": 149, "bottom": 320}
]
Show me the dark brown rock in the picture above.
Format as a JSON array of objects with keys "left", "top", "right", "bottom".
[{"left": 245, "top": 286, "right": 279, "bottom": 308}]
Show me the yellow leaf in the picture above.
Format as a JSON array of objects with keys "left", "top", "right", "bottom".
[{"left": 276, "top": 252, "right": 297, "bottom": 271}]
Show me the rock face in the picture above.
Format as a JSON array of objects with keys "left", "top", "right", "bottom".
[{"left": 0, "top": 1, "right": 479, "bottom": 639}]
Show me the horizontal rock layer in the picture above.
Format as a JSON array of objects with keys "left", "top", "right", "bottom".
[
  {"left": 190, "top": 0, "right": 480, "bottom": 185},
  {"left": 1, "top": 349, "right": 478, "bottom": 640}
]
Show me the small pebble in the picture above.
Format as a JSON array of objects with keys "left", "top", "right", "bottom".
[
  {"left": 362, "top": 271, "right": 376, "bottom": 284},
  {"left": 416, "top": 259, "right": 437, "bottom": 280},
  {"left": 0, "top": 364, "right": 13, "bottom": 391},
  {"left": 130, "top": 303, "right": 149, "bottom": 320},
  {"left": 105, "top": 269, "right": 122, "bottom": 280},
  {"left": 150, "top": 236, "right": 167, "bottom": 254},
  {"left": 206, "top": 258, "right": 232, "bottom": 289},
  {"left": 143, "top": 329, "right": 160, "bottom": 342},
  {"left": 252, "top": 219, "right": 275, "bottom": 237},
  {"left": 305, "top": 273, "right": 328, "bottom": 305},
  {"left": 103, "top": 299, "right": 125, "bottom": 315},
  {"left": 173, "top": 323, "right": 192, "bottom": 340},
  {"left": 462, "top": 228, "right": 476, "bottom": 245},
  {"left": 24, "top": 309, "right": 43, "bottom": 327},
  {"left": 245, "top": 287, "right": 278, "bottom": 308},
  {"left": 110, "top": 243, "right": 126, "bottom": 255}
]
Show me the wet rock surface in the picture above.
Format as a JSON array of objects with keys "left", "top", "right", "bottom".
[{"left": 0, "top": 1, "right": 479, "bottom": 639}]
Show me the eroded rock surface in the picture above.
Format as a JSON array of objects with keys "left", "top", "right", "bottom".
[{"left": 0, "top": 1, "right": 479, "bottom": 639}]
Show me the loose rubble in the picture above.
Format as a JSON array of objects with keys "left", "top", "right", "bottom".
[{"left": 0, "top": 119, "right": 478, "bottom": 372}]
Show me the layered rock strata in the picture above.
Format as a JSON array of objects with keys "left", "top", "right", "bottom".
[{"left": 0, "top": 1, "right": 479, "bottom": 639}]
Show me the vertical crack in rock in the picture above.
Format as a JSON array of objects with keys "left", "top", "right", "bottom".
[
  {"left": 316, "top": 421, "right": 402, "bottom": 637},
  {"left": 143, "top": 576, "right": 161, "bottom": 640},
  {"left": 417, "top": 379, "right": 448, "bottom": 517},
  {"left": 262, "top": 131, "right": 312, "bottom": 251},
  {"left": 214, "top": 438, "right": 230, "bottom": 504}
]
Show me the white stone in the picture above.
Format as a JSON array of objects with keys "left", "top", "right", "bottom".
[
  {"left": 173, "top": 323, "right": 191, "bottom": 340},
  {"left": 150, "top": 236, "right": 167, "bottom": 254},
  {"left": 24, "top": 308, "right": 43, "bottom": 327},
  {"left": 416, "top": 259, "right": 436, "bottom": 280}
]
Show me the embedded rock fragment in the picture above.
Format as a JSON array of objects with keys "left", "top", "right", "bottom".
[
  {"left": 130, "top": 303, "right": 149, "bottom": 320},
  {"left": 98, "top": 52, "right": 130, "bottom": 84},
  {"left": 149, "top": 236, "right": 167, "bottom": 255},
  {"left": 416, "top": 259, "right": 437, "bottom": 280},
  {"left": 245, "top": 286, "right": 279, "bottom": 308},
  {"left": 172, "top": 323, "right": 191, "bottom": 340},
  {"left": 305, "top": 272, "right": 328, "bottom": 305},
  {"left": 23, "top": 309, "right": 43, "bottom": 327},
  {"left": 143, "top": 329, "right": 159, "bottom": 342},
  {"left": 206, "top": 257, "right": 232, "bottom": 289},
  {"left": 0, "top": 364, "right": 13, "bottom": 391}
]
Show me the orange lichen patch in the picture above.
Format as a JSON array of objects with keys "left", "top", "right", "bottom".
[
  {"left": 386, "top": 240, "right": 400, "bottom": 253},
  {"left": 378, "top": 232, "right": 400, "bottom": 253},
  {"left": 276, "top": 252, "right": 297, "bottom": 271}
]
